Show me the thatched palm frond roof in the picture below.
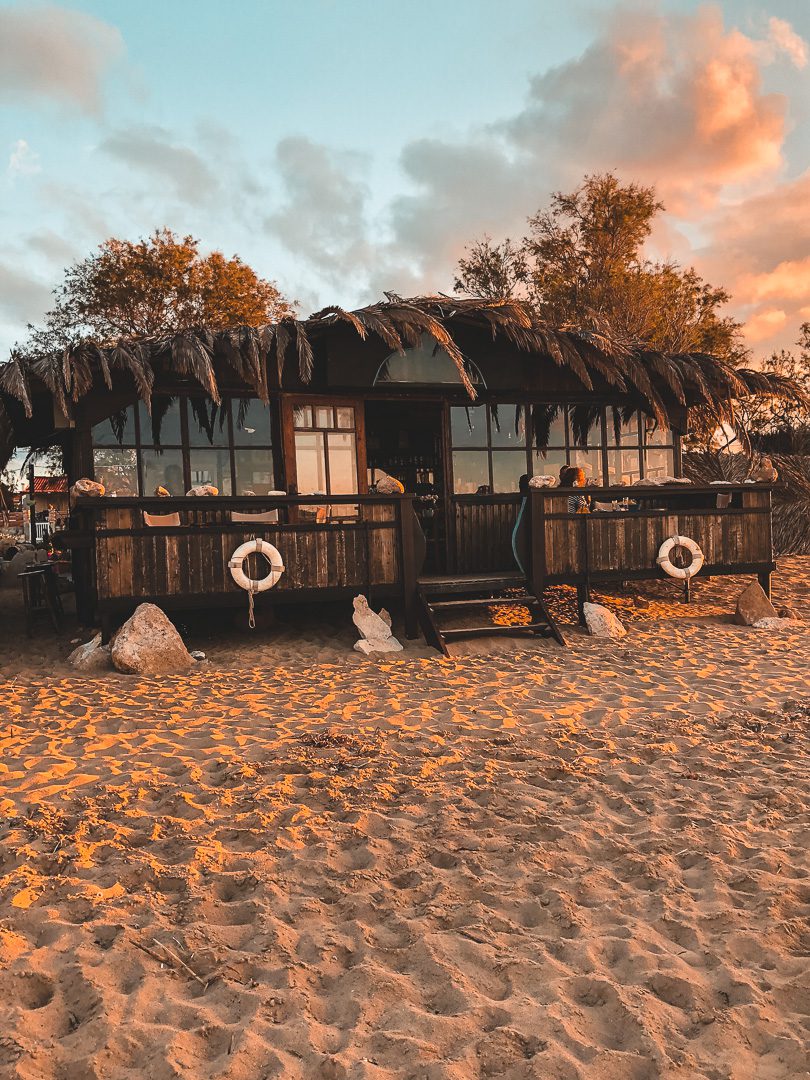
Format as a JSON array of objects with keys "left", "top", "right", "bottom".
[{"left": 0, "top": 295, "right": 807, "bottom": 467}]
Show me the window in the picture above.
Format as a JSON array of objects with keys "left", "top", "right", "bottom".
[
  {"left": 292, "top": 403, "right": 359, "bottom": 517},
  {"left": 606, "top": 413, "right": 641, "bottom": 485},
  {"left": 643, "top": 419, "right": 675, "bottom": 479},
  {"left": 375, "top": 335, "right": 486, "bottom": 387},
  {"left": 451, "top": 405, "right": 528, "bottom": 494},
  {"left": 91, "top": 396, "right": 276, "bottom": 496}
]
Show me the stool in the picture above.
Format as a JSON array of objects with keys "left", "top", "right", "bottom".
[{"left": 19, "top": 564, "right": 63, "bottom": 636}]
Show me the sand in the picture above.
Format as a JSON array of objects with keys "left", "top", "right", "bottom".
[{"left": 0, "top": 561, "right": 808, "bottom": 1078}]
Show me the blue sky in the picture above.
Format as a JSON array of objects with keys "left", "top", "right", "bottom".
[{"left": 2, "top": 0, "right": 810, "bottom": 388}]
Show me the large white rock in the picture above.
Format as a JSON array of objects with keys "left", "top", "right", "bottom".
[
  {"left": 583, "top": 602, "right": 627, "bottom": 639},
  {"left": 111, "top": 603, "right": 194, "bottom": 674},
  {"left": 752, "top": 617, "right": 795, "bottom": 630},
  {"left": 68, "top": 633, "right": 112, "bottom": 672},
  {"left": 352, "top": 595, "right": 403, "bottom": 654}
]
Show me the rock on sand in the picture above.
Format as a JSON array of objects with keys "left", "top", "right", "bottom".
[{"left": 111, "top": 603, "right": 194, "bottom": 674}]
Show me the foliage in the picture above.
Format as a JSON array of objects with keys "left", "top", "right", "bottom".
[
  {"left": 19, "top": 228, "right": 295, "bottom": 356},
  {"left": 737, "top": 326, "right": 810, "bottom": 453},
  {"left": 684, "top": 449, "right": 810, "bottom": 555},
  {"left": 455, "top": 173, "right": 745, "bottom": 361}
]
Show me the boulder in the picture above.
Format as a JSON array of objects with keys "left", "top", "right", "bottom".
[
  {"left": 111, "top": 603, "right": 194, "bottom": 674},
  {"left": 68, "top": 633, "right": 112, "bottom": 672},
  {"left": 734, "top": 582, "right": 778, "bottom": 626},
  {"left": 352, "top": 595, "right": 403, "bottom": 654},
  {"left": 583, "top": 602, "right": 627, "bottom": 640}
]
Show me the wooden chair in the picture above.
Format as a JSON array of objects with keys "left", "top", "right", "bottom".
[
  {"left": 231, "top": 510, "right": 279, "bottom": 524},
  {"left": 19, "top": 564, "right": 63, "bottom": 636},
  {"left": 143, "top": 511, "right": 181, "bottom": 527}
]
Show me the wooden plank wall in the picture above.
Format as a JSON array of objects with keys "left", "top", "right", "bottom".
[
  {"left": 538, "top": 489, "right": 773, "bottom": 579},
  {"left": 453, "top": 497, "right": 520, "bottom": 573},
  {"left": 94, "top": 504, "right": 400, "bottom": 601}
]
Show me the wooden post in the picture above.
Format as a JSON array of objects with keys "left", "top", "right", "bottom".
[
  {"left": 758, "top": 571, "right": 772, "bottom": 599},
  {"left": 579, "top": 511, "right": 591, "bottom": 625},
  {"left": 399, "top": 496, "right": 419, "bottom": 639},
  {"left": 27, "top": 460, "right": 37, "bottom": 545}
]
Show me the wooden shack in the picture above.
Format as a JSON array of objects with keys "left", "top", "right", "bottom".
[{"left": 0, "top": 296, "right": 793, "bottom": 650}]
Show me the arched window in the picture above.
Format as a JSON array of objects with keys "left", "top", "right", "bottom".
[{"left": 374, "top": 335, "right": 486, "bottom": 388}]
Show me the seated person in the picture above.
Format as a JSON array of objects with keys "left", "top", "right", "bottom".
[{"left": 560, "top": 465, "right": 589, "bottom": 512}]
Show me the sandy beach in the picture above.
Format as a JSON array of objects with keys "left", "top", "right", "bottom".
[{"left": 0, "top": 562, "right": 808, "bottom": 1079}]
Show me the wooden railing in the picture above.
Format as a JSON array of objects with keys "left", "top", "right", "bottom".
[
  {"left": 69, "top": 494, "right": 426, "bottom": 636},
  {"left": 526, "top": 483, "right": 775, "bottom": 609}
]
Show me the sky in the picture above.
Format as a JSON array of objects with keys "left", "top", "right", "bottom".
[{"left": 2, "top": 0, "right": 810, "bottom": 381}]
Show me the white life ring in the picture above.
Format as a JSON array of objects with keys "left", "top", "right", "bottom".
[
  {"left": 229, "top": 539, "right": 284, "bottom": 592},
  {"left": 657, "top": 535, "right": 704, "bottom": 580}
]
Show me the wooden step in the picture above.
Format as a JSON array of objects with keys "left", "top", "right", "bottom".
[
  {"left": 441, "top": 623, "right": 553, "bottom": 640},
  {"left": 428, "top": 595, "right": 535, "bottom": 610},
  {"left": 418, "top": 571, "right": 524, "bottom": 595}
]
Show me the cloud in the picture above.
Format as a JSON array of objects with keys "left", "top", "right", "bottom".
[
  {"left": 100, "top": 126, "right": 220, "bottom": 204},
  {"left": 765, "top": 17, "right": 808, "bottom": 70},
  {"left": 265, "top": 137, "right": 374, "bottom": 290},
  {"left": 0, "top": 262, "right": 52, "bottom": 325},
  {"left": 6, "top": 139, "right": 40, "bottom": 179},
  {"left": 265, "top": 4, "right": 807, "bottom": 322},
  {"left": 0, "top": 5, "right": 123, "bottom": 113}
]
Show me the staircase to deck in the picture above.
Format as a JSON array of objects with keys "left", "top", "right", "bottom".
[{"left": 417, "top": 572, "right": 565, "bottom": 656}]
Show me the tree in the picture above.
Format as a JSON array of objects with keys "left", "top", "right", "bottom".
[
  {"left": 734, "top": 324, "right": 810, "bottom": 453},
  {"left": 20, "top": 228, "right": 294, "bottom": 353},
  {"left": 455, "top": 173, "right": 744, "bottom": 361}
]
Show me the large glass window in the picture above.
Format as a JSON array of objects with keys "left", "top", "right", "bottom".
[
  {"left": 451, "top": 404, "right": 528, "bottom": 494},
  {"left": 92, "top": 448, "right": 138, "bottom": 496},
  {"left": 90, "top": 396, "right": 276, "bottom": 496}
]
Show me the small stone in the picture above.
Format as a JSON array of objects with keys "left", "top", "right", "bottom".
[
  {"left": 734, "top": 582, "right": 778, "bottom": 626},
  {"left": 528, "top": 475, "right": 556, "bottom": 488},
  {"left": 583, "top": 602, "right": 627, "bottom": 639},
  {"left": 190, "top": 650, "right": 206, "bottom": 661},
  {"left": 186, "top": 484, "right": 218, "bottom": 496},
  {"left": 352, "top": 595, "right": 403, "bottom": 654},
  {"left": 777, "top": 606, "right": 800, "bottom": 621},
  {"left": 68, "top": 633, "right": 112, "bottom": 672},
  {"left": 111, "top": 603, "right": 194, "bottom": 675},
  {"left": 374, "top": 473, "right": 405, "bottom": 495},
  {"left": 70, "top": 478, "right": 105, "bottom": 498}
]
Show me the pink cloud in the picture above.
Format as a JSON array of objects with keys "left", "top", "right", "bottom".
[{"left": 0, "top": 6, "right": 123, "bottom": 114}]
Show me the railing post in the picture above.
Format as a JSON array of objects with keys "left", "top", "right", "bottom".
[{"left": 399, "top": 496, "right": 419, "bottom": 639}]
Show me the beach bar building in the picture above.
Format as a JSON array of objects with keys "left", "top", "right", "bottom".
[{"left": 0, "top": 297, "right": 794, "bottom": 650}]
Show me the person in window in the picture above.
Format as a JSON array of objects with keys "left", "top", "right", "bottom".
[{"left": 560, "top": 465, "right": 589, "bottom": 512}]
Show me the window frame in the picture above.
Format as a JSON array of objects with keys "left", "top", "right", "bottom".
[
  {"left": 283, "top": 396, "right": 367, "bottom": 498},
  {"left": 90, "top": 395, "right": 278, "bottom": 497},
  {"left": 450, "top": 403, "right": 680, "bottom": 492}
]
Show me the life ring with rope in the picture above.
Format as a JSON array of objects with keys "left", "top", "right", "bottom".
[
  {"left": 656, "top": 535, "right": 704, "bottom": 580},
  {"left": 229, "top": 538, "right": 285, "bottom": 593}
]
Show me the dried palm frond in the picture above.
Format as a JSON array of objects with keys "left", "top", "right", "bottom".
[
  {"left": 308, "top": 305, "right": 367, "bottom": 339},
  {"left": 1, "top": 292, "right": 808, "bottom": 471}
]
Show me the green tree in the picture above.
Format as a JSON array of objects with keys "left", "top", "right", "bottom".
[
  {"left": 21, "top": 228, "right": 294, "bottom": 353},
  {"left": 735, "top": 324, "right": 810, "bottom": 453},
  {"left": 455, "top": 173, "right": 744, "bottom": 361}
]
